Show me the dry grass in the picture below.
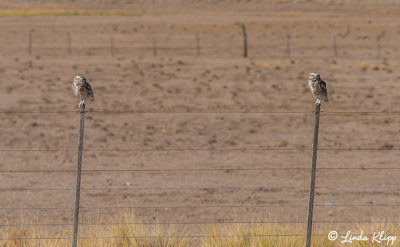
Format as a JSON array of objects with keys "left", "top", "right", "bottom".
[
  {"left": 0, "top": 225, "right": 66, "bottom": 247},
  {"left": 2, "top": 213, "right": 400, "bottom": 246},
  {"left": 0, "top": 211, "right": 187, "bottom": 247},
  {"left": 203, "top": 222, "right": 400, "bottom": 247},
  {"left": 202, "top": 222, "right": 334, "bottom": 247}
]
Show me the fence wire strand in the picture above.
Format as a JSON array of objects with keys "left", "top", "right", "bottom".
[
  {"left": 2, "top": 166, "right": 400, "bottom": 173},
  {"left": 3, "top": 220, "right": 400, "bottom": 228},
  {"left": 1, "top": 185, "right": 400, "bottom": 192},
  {"left": 3, "top": 204, "right": 400, "bottom": 211},
  {"left": 0, "top": 110, "right": 400, "bottom": 114},
  {"left": 1, "top": 108, "right": 399, "bottom": 242},
  {"left": 1, "top": 233, "right": 400, "bottom": 241},
  {"left": 0, "top": 148, "right": 398, "bottom": 152}
]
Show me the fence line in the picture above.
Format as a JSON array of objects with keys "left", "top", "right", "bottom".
[
  {"left": 0, "top": 107, "right": 398, "bottom": 243},
  {"left": 5, "top": 233, "right": 400, "bottom": 241},
  {"left": 1, "top": 110, "right": 400, "bottom": 114},
  {"left": 0, "top": 148, "right": 399, "bottom": 153},
  {"left": 0, "top": 235, "right": 301, "bottom": 241},
  {"left": 0, "top": 235, "right": 385, "bottom": 241},
  {"left": 3, "top": 23, "right": 394, "bottom": 60},
  {"left": 0, "top": 24, "right": 397, "bottom": 245},
  {"left": 2, "top": 233, "right": 398, "bottom": 241},
  {"left": 3, "top": 204, "right": 400, "bottom": 211},
  {"left": 3, "top": 185, "right": 400, "bottom": 192},
  {"left": 3, "top": 166, "right": 400, "bottom": 173},
  {"left": 3, "top": 220, "right": 400, "bottom": 228}
]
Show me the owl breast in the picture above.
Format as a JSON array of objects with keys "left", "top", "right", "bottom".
[{"left": 308, "top": 80, "right": 316, "bottom": 91}]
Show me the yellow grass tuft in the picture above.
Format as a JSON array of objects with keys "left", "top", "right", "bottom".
[
  {"left": 94, "top": 211, "right": 187, "bottom": 247},
  {"left": 359, "top": 61, "right": 372, "bottom": 71},
  {"left": 202, "top": 222, "right": 334, "bottom": 247},
  {"left": 0, "top": 225, "right": 66, "bottom": 247},
  {"left": 3, "top": 213, "right": 400, "bottom": 246},
  {"left": 258, "top": 62, "right": 283, "bottom": 70},
  {"left": 0, "top": 211, "right": 186, "bottom": 247},
  {"left": 203, "top": 221, "right": 400, "bottom": 247}
]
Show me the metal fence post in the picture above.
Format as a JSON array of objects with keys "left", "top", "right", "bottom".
[
  {"left": 153, "top": 37, "right": 157, "bottom": 57},
  {"left": 305, "top": 102, "right": 321, "bottom": 247},
  {"left": 196, "top": 33, "right": 200, "bottom": 56},
  {"left": 376, "top": 36, "right": 381, "bottom": 59},
  {"left": 110, "top": 35, "right": 114, "bottom": 56},
  {"left": 333, "top": 34, "right": 337, "bottom": 57},
  {"left": 28, "top": 31, "right": 32, "bottom": 56},
  {"left": 72, "top": 102, "right": 86, "bottom": 247},
  {"left": 376, "top": 31, "right": 385, "bottom": 59},
  {"left": 67, "top": 32, "right": 72, "bottom": 55}
]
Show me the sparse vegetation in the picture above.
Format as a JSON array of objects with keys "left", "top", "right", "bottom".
[
  {"left": 202, "top": 222, "right": 334, "bottom": 247},
  {"left": 1, "top": 1, "right": 400, "bottom": 247},
  {"left": 202, "top": 222, "right": 400, "bottom": 247},
  {"left": 0, "top": 211, "right": 187, "bottom": 247},
  {"left": 2, "top": 213, "right": 400, "bottom": 246}
]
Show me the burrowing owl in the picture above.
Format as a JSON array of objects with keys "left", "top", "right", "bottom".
[
  {"left": 72, "top": 75, "right": 94, "bottom": 108},
  {"left": 308, "top": 72, "right": 328, "bottom": 104}
]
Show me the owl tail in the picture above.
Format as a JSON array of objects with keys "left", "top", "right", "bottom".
[
  {"left": 90, "top": 95, "right": 95, "bottom": 101},
  {"left": 324, "top": 96, "right": 328, "bottom": 102}
]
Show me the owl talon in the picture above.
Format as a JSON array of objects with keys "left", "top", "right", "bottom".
[{"left": 78, "top": 100, "right": 85, "bottom": 109}]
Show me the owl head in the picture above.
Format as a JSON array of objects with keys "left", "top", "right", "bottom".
[
  {"left": 73, "top": 75, "right": 86, "bottom": 86},
  {"left": 308, "top": 72, "right": 320, "bottom": 81}
]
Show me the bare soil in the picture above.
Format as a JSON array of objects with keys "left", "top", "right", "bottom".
[{"left": 0, "top": 0, "right": 400, "bottom": 241}]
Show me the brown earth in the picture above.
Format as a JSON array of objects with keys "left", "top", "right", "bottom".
[{"left": 0, "top": 0, "right": 400, "bottom": 243}]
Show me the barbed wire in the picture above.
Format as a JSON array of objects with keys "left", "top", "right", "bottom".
[
  {"left": 2, "top": 233, "right": 400, "bottom": 241},
  {"left": 0, "top": 234, "right": 302, "bottom": 241},
  {"left": 0, "top": 110, "right": 399, "bottom": 115},
  {"left": 2, "top": 166, "right": 400, "bottom": 173},
  {"left": 0, "top": 148, "right": 398, "bottom": 152},
  {"left": 1, "top": 108, "right": 399, "bottom": 239},
  {"left": 2, "top": 220, "right": 400, "bottom": 228},
  {"left": 1, "top": 185, "right": 400, "bottom": 192},
  {"left": 1, "top": 25, "right": 399, "bottom": 244},
  {"left": 3, "top": 204, "right": 400, "bottom": 211}
]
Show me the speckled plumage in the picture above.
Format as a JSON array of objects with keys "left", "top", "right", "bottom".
[
  {"left": 308, "top": 72, "right": 328, "bottom": 104},
  {"left": 72, "top": 75, "right": 94, "bottom": 107}
]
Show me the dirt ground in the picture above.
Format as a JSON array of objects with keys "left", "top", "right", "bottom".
[{"left": 0, "top": 0, "right": 400, "bottom": 242}]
